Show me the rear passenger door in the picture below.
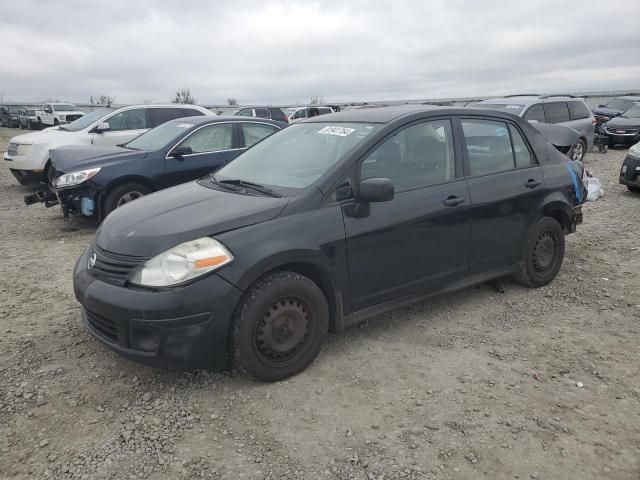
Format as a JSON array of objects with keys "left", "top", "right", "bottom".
[
  {"left": 162, "top": 122, "right": 239, "bottom": 186},
  {"left": 343, "top": 118, "right": 470, "bottom": 311},
  {"left": 460, "top": 117, "right": 545, "bottom": 274}
]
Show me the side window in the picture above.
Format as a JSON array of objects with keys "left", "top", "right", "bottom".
[
  {"left": 182, "top": 108, "right": 205, "bottom": 117},
  {"left": 254, "top": 108, "right": 270, "bottom": 118},
  {"left": 361, "top": 119, "right": 455, "bottom": 192},
  {"left": 567, "top": 101, "right": 590, "bottom": 120},
  {"left": 106, "top": 109, "right": 148, "bottom": 131},
  {"left": 292, "top": 109, "right": 306, "bottom": 119},
  {"left": 543, "top": 102, "right": 570, "bottom": 123},
  {"left": 523, "top": 103, "right": 545, "bottom": 123},
  {"left": 462, "top": 120, "right": 514, "bottom": 176},
  {"left": 237, "top": 109, "right": 253, "bottom": 117},
  {"left": 242, "top": 123, "right": 279, "bottom": 148},
  {"left": 179, "top": 123, "right": 233, "bottom": 154},
  {"left": 148, "top": 108, "right": 187, "bottom": 128},
  {"left": 508, "top": 125, "right": 532, "bottom": 168}
]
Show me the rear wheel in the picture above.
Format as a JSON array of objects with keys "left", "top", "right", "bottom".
[
  {"left": 571, "top": 138, "right": 586, "bottom": 161},
  {"left": 103, "top": 182, "right": 151, "bottom": 218},
  {"left": 628, "top": 185, "right": 640, "bottom": 193},
  {"left": 53, "top": 119, "right": 59, "bottom": 126},
  {"left": 515, "top": 216, "right": 565, "bottom": 287},
  {"left": 232, "top": 271, "right": 329, "bottom": 381}
]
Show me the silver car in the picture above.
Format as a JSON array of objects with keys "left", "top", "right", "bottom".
[{"left": 474, "top": 95, "right": 595, "bottom": 161}]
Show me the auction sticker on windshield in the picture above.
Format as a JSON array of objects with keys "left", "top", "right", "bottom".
[
  {"left": 318, "top": 126, "right": 356, "bottom": 137},
  {"left": 176, "top": 123, "right": 194, "bottom": 128}
]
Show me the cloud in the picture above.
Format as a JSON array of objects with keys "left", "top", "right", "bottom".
[{"left": 0, "top": 0, "right": 638, "bottom": 105}]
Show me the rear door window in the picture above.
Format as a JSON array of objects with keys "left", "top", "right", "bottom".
[
  {"left": 179, "top": 123, "right": 233, "bottom": 153},
  {"left": 106, "top": 108, "right": 148, "bottom": 131},
  {"left": 567, "top": 101, "right": 590, "bottom": 120},
  {"left": 508, "top": 124, "right": 533, "bottom": 168},
  {"left": 543, "top": 102, "right": 571, "bottom": 123},
  {"left": 148, "top": 108, "right": 189, "bottom": 128},
  {"left": 254, "top": 108, "right": 270, "bottom": 118},
  {"left": 236, "top": 109, "right": 254, "bottom": 117},
  {"left": 523, "top": 103, "right": 545, "bottom": 123}
]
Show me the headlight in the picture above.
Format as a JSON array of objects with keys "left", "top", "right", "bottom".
[
  {"left": 7, "top": 143, "right": 31, "bottom": 156},
  {"left": 129, "top": 237, "right": 233, "bottom": 287},
  {"left": 53, "top": 168, "right": 101, "bottom": 188},
  {"left": 629, "top": 143, "right": 640, "bottom": 159}
]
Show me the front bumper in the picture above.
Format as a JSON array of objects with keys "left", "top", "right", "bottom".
[
  {"left": 601, "top": 131, "right": 640, "bottom": 147},
  {"left": 9, "top": 167, "right": 43, "bottom": 185},
  {"left": 73, "top": 247, "right": 243, "bottom": 371},
  {"left": 619, "top": 154, "right": 640, "bottom": 187},
  {"left": 24, "top": 183, "right": 100, "bottom": 218}
]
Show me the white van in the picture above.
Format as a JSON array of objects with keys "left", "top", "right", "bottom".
[{"left": 288, "top": 106, "right": 334, "bottom": 123}]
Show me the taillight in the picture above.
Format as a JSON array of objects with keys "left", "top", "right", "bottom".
[{"left": 592, "top": 118, "right": 596, "bottom": 125}]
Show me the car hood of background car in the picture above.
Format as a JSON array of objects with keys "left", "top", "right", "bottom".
[
  {"left": 603, "top": 116, "right": 640, "bottom": 128},
  {"left": 592, "top": 107, "right": 624, "bottom": 117},
  {"left": 8, "top": 127, "right": 87, "bottom": 146},
  {"left": 51, "top": 146, "right": 148, "bottom": 173},
  {"left": 95, "top": 181, "right": 289, "bottom": 257}
]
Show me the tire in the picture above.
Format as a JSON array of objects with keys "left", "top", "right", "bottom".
[
  {"left": 571, "top": 138, "right": 586, "bottom": 162},
  {"left": 27, "top": 120, "right": 32, "bottom": 130},
  {"left": 628, "top": 185, "right": 640, "bottom": 193},
  {"left": 102, "top": 182, "right": 151, "bottom": 217},
  {"left": 515, "top": 216, "right": 565, "bottom": 288},
  {"left": 53, "top": 119, "right": 59, "bottom": 126},
  {"left": 37, "top": 118, "right": 42, "bottom": 129},
  {"left": 232, "top": 271, "right": 329, "bottom": 382}
]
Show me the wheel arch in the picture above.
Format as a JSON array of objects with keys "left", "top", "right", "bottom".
[
  {"left": 541, "top": 201, "right": 573, "bottom": 233},
  {"left": 99, "top": 176, "right": 158, "bottom": 217}
]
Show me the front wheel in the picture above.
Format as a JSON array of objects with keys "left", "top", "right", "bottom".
[
  {"left": 232, "top": 271, "right": 329, "bottom": 381},
  {"left": 572, "top": 138, "right": 586, "bottom": 161},
  {"left": 102, "top": 182, "right": 151, "bottom": 218},
  {"left": 515, "top": 216, "right": 565, "bottom": 288}
]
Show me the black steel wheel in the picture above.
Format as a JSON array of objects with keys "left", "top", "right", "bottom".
[
  {"left": 232, "top": 271, "right": 328, "bottom": 381},
  {"left": 515, "top": 216, "right": 565, "bottom": 287}
]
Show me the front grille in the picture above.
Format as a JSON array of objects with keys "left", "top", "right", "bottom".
[
  {"left": 89, "top": 245, "right": 147, "bottom": 286},
  {"left": 66, "top": 114, "right": 82, "bottom": 122},
  {"left": 605, "top": 127, "right": 639, "bottom": 135},
  {"left": 85, "top": 309, "right": 118, "bottom": 343}
]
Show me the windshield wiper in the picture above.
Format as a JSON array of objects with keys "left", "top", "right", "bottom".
[{"left": 215, "top": 177, "right": 282, "bottom": 197}]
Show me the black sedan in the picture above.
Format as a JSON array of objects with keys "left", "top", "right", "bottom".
[
  {"left": 600, "top": 105, "right": 640, "bottom": 147},
  {"left": 28, "top": 116, "right": 284, "bottom": 220},
  {"left": 72, "top": 106, "right": 586, "bottom": 381},
  {"left": 592, "top": 96, "right": 640, "bottom": 127}
]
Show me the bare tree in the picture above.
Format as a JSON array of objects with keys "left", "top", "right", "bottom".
[
  {"left": 90, "top": 94, "right": 116, "bottom": 107},
  {"left": 172, "top": 88, "right": 196, "bottom": 104},
  {"left": 227, "top": 98, "right": 238, "bottom": 106},
  {"left": 309, "top": 95, "right": 324, "bottom": 105}
]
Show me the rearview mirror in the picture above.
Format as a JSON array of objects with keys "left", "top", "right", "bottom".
[
  {"left": 94, "top": 122, "right": 110, "bottom": 133},
  {"left": 358, "top": 178, "right": 394, "bottom": 203},
  {"left": 170, "top": 146, "right": 193, "bottom": 158}
]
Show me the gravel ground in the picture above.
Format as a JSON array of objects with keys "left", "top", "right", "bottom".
[{"left": 0, "top": 126, "right": 639, "bottom": 480}]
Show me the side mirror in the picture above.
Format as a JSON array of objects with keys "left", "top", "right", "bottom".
[
  {"left": 169, "top": 146, "right": 193, "bottom": 158},
  {"left": 358, "top": 178, "right": 394, "bottom": 203},
  {"left": 94, "top": 122, "right": 111, "bottom": 133},
  {"left": 599, "top": 104, "right": 605, "bottom": 108}
]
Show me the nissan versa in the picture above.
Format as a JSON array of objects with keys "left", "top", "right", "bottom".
[{"left": 73, "top": 106, "right": 586, "bottom": 381}]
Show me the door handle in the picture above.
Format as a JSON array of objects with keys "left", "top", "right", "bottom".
[
  {"left": 525, "top": 179, "right": 541, "bottom": 189},
  {"left": 443, "top": 195, "right": 465, "bottom": 207}
]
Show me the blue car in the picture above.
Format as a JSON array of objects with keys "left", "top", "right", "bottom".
[{"left": 26, "top": 116, "right": 284, "bottom": 220}]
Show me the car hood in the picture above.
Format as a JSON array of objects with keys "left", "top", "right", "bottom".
[
  {"left": 51, "top": 146, "right": 148, "bottom": 173},
  {"left": 7, "top": 127, "right": 86, "bottom": 147},
  {"left": 96, "top": 181, "right": 289, "bottom": 257},
  {"left": 592, "top": 107, "right": 623, "bottom": 117},
  {"left": 603, "top": 116, "right": 640, "bottom": 128}
]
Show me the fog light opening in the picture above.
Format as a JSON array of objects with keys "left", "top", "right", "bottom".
[{"left": 131, "top": 327, "right": 161, "bottom": 352}]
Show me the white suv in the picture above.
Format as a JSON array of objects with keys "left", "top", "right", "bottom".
[{"left": 4, "top": 104, "right": 213, "bottom": 184}]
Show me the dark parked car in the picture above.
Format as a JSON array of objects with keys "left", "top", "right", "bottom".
[
  {"left": 235, "top": 106, "right": 289, "bottom": 123},
  {"left": 1, "top": 106, "right": 20, "bottom": 127},
  {"left": 592, "top": 96, "right": 640, "bottom": 127},
  {"left": 26, "top": 116, "right": 284, "bottom": 220},
  {"left": 600, "top": 105, "right": 640, "bottom": 147},
  {"left": 619, "top": 141, "right": 640, "bottom": 192},
  {"left": 73, "top": 106, "right": 586, "bottom": 381}
]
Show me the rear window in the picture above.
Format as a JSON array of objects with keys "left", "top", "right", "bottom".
[
  {"left": 543, "top": 102, "right": 571, "bottom": 123},
  {"left": 567, "top": 101, "right": 590, "bottom": 120},
  {"left": 254, "top": 108, "right": 270, "bottom": 118}
]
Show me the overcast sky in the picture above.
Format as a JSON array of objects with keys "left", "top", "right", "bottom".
[{"left": 1, "top": 0, "right": 639, "bottom": 105}]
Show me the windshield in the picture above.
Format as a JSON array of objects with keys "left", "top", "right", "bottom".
[
  {"left": 124, "top": 120, "right": 196, "bottom": 151},
  {"left": 473, "top": 103, "right": 524, "bottom": 114},
  {"left": 621, "top": 106, "right": 640, "bottom": 119},
  {"left": 52, "top": 104, "right": 77, "bottom": 112},
  {"left": 62, "top": 108, "right": 113, "bottom": 131},
  {"left": 605, "top": 98, "right": 636, "bottom": 110},
  {"left": 215, "top": 122, "right": 379, "bottom": 190},
  {"left": 27, "top": 110, "right": 36, "bottom": 115}
]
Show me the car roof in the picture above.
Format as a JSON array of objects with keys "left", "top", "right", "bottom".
[
  {"left": 300, "top": 105, "right": 452, "bottom": 124},
  {"left": 478, "top": 95, "right": 586, "bottom": 107},
  {"left": 165, "top": 115, "right": 284, "bottom": 127},
  {"left": 618, "top": 96, "right": 640, "bottom": 101}
]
